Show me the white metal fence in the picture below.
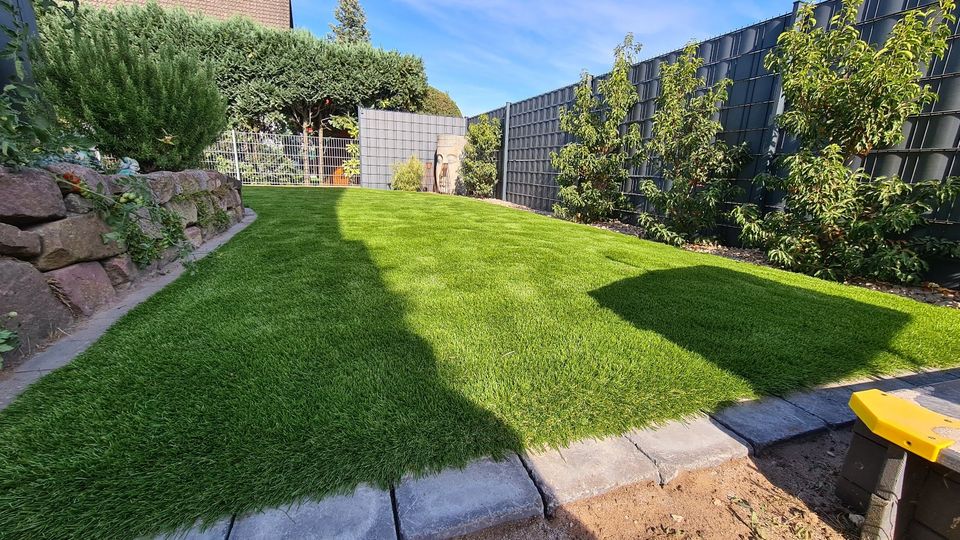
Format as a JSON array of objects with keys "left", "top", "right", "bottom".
[{"left": 201, "top": 130, "right": 359, "bottom": 187}]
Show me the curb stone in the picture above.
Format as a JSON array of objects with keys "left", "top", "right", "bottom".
[
  {"left": 521, "top": 435, "right": 658, "bottom": 513},
  {"left": 394, "top": 454, "right": 542, "bottom": 540},
  {"left": 709, "top": 395, "right": 827, "bottom": 452},
  {"left": 781, "top": 377, "right": 914, "bottom": 428}
]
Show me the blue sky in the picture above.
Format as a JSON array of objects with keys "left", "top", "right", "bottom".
[{"left": 291, "top": 0, "right": 793, "bottom": 116}]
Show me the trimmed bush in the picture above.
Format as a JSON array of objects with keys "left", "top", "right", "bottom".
[
  {"left": 419, "top": 87, "right": 462, "bottom": 117},
  {"left": 37, "top": 20, "right": 226, "bottom": 171},
  {"left": 392, "top": 156, "right": 423, "bottom": 191},
  {"left": 40, "top": 4, "right": 428, "bottom": 133}
]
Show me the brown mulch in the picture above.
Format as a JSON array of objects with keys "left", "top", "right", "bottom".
[
  {"left": 478, "top": 198, "right": 960, "bottom": 310},
  {"left": 467, "top": 430, "right": 860, "bottom": 540}
]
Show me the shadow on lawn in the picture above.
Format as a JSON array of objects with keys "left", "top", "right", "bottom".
[
  {"left": 0, "top": 187, "right": 523, "bottom": 538},
  {"left": 589, "top": 265, "right": 913, "bottom": 396}
]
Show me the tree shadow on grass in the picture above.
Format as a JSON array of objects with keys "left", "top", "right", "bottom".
[
  {"left": 0, "top": 187, "right": 522, "bottom": 538},
  {"left": 589, "top": 265, "right": 913, "bottom": 396}
]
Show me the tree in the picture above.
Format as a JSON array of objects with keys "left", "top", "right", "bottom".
[
  {"left": 550, "top": 34, "right": 642, "bottom": 223},
  {"left": 732, "top": 0, "right": 959, "bottom": 284},
  {"left": 419, "top": 87, "right": 461, "bottom": 117},
  {"left": 638, "top": 43, "right": 747, "bottom": 246},
  {"left": 460, "top": 114, "right": 501, "bottom": 197},
  {"left": 330, "top": 0, "right": 370, "bottom": 44}
]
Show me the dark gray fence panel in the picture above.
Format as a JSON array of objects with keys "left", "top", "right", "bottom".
[
  {"left": 359, "top": 108, "right": 466, "bottom": 190},
  {"left": 467, "top": 106, "right": 507, "bottom": 196},
  {"left": 472, "top": 0, "right": 960, "bottom": 230}
]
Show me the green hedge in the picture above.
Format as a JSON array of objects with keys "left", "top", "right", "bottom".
[{"left": 40, "top": 3, "right": 429, "bottom": 133}]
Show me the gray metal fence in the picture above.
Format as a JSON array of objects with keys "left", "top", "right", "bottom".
[
  {"left": 201, "top": 130, "right": 359, "bottom": 187},
  {"left": 472, "top": 0, "right": 960, "bottom": 235},
  {"left": 358, "top": 108, "right": 466, "bottom": 190}
]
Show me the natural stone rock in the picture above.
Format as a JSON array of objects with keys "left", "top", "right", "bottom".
[
  {"left": 181, "top": 170, "right": 212, "bottom": 191},
  {"left": 45, "top": 262, "right": 116, "bottom": 316},
  {"left": 208, "top": 170, "right": 240, "bottom": 192},
  {"left": 134, "top": 207, "right": 164, "bottom": 239},
  {"left": 29, "top": 213, "right": 124, "bottom": 271},
  {"left": 0, "top": 223, "right": 41, "bottom": 258},
  {"left": 184, "top": 226, "right": 203, "bottom": 249},
  {"left": 144, "top": 171, "right": 178, "bottom": 204},
  {"left": 0, "top": 168, "right": 67, "bottom": 225},
  {"left": 165, "top": 199, "right": 198, "bottom": 227},
  {"left": 217, "top": 188, "right": 242, "bottom": 210},
  {"left": 175, "top": 171, "right": 203, "bottom": 196},
  {"left": 0, "top": 257, "right": 74, "bottom": 360},
  {"left": 42, "top": 162, "right": 114, "bottom": 195},
  {"left": 63, "top": 193, "right": 95, "bottom": 214},
  {"left": 100, "top": 254, "right": 137, "bottom": 287}
]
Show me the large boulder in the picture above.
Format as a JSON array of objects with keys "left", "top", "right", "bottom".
[
  {"left": 174, "top": 171, "right": 203, "bottom": 196},
  {"left": 0, "top": 223, "right": 41, "bottom": 258},
  {"left": 42, "top": 162, "right": 114, "bottom": 195},
  {"left": 45, "top": 262, "right": 116, "bottom": 316},
  {"left": 0, "top": 168, "right": 67, "bottom": 225},
  {"left": 217, "top": 188, "right": 242, "bottom": 210},
  {"left": 144, "top": 171, "right": 178, "bottom": 204},
  {"left": 0, "top": 257, "right": 74, "bottom": 360},
  {"left": 164, "top": 198, "right": 198, "bottom": 227},
  {"left": 28, "top": 213, "right": 124, "bottom": 271},
  {"left": 184, "top": 226, "right": 203, "bottom": 248},
  {"left": 63, "top": 193, "right": 95, "bottom": 214}
]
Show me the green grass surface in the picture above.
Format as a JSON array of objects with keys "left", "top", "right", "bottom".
[{"left": 1, "top": 187, "right": 958, "bottom": 538}]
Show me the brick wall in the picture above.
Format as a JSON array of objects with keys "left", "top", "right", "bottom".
[{"left": 81, "top": 0, "right": 292, "bottom": 29}]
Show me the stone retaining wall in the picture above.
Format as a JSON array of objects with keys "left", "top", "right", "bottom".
[{"left": 0, "top": 164, "right": 244, "bottom": 366}]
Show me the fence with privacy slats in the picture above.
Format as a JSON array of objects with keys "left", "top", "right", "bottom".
[
  {"left": 201, "top": 130, "right": 359, "bottom": 187},
  {"left": 470, "top": 0, "right": 960, "bottom": 241}
]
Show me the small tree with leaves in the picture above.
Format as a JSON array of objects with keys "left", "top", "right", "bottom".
[
  {"left": 733, "top": 0, "right": 959, "bottom": 284},
  {"left": 330, "top": 0, "right": 370, "bottom": 44},
  {"left": 551, "top": 34, "right": 643, "bottom": 223},
  {"left": 460, "top": 114, "right": 501, "bottom": 197},
  {"left": 639, "top": 43, "right": 747, "bottom": 246}
]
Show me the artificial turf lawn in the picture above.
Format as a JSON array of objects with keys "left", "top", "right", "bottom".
[{"left": 1, "top": 187, "right": 959, "bottom": 538}]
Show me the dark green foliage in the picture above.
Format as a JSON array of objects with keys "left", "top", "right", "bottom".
[
  {"left": 639, "top": 43, "right": 747, "bottom": 246},
  {"left": 392, "top": 155, "right": 423, "bottom": 191},
  {"left": 37, "top": 16, "right": 226, "bottom": 171},
  {"left": 733, "top": 0, "right": 959, "bottom": 284},
  {"left": 0, "top": 0, "right": 80, "bottom": 167},
  {"left": 460, "top": 114, "right": 500, "bottom": 197},
  {"left": 0, "top": 187, "right": 956, "bottom": 538},
  {"left": 40, "top": 3, "right": 428, "bottom": 133},
  {"left": 330, "top": 0, "right": 370, "bottom": 44},
  {"left": 419, "top": 87, "right": 462, "bottom": 117},
  {"left": 551, "top": 35, "right": 642, "bottom": 223}
]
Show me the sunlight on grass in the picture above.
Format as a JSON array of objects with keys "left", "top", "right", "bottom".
[{"left": 0, "top": 187, "right": 957, "bottom": 538}]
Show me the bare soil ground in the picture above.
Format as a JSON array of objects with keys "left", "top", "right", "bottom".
[{"left": 467, "top": 429, "right": 861, "bottom": 540}]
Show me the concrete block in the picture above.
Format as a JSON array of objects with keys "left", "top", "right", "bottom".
[
  {"left": 710, "top": 396, "right": 827, "bottom": 452},
  {"left": 521, "top": 435, "right": 657, "bottom": 512},
  {"left": 230, "top": 484, "right": 395, "bottom": 540},
  {"left": 394, "top": 455, "right": 542, "bottom": 539},
  {"left": 896, "top": 368, "right": 960, "bottom": 387},
  {"left": 627, "top": 415, "right": 751, "bottom": 484},
  {"left": 152, "top": 516, "right": 232, "bottom": 540},
  {"left": 782, "top": 377, "right": 914, "bottom": 428}
]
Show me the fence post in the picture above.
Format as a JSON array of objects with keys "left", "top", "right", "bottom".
[
  {"left": 230, "top": 129, "right": 241, "bottom": 183},
  {"left": 500, "top": 102, "right": 511, "bottom": 201}
]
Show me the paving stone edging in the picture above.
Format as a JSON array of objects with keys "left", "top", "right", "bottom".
[{"left": 0, "top": 209, "right": 258, "bottom": 410}]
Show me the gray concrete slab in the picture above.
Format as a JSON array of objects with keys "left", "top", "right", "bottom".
[
  {"left": 0, "top": 210, "right": 256, "bottom": 411},
  {"left": 897, "top": 368, "right": 960, "bottom": 387},
  {"left": 152, "top": 516, "right": 233, "bottom": 540},
  {"left": 229, "top": 484, "right": 395, "bottom": 540},
  {"left": 710, "top": 396, "right": 827, "bottom": 452},
  {"left": 781, "top": 377, "right": 916, "bottom": 428},
  {"left": 521, "top": 435, "right": 657, "bottom": 512},
  {"left": 626, "top": 415, "right": 751, "bottom": 484},
  {"left": 890, "top": 379, "right": 960, "bottom": 472},
  {"left": 394, "top": 455, "right": 543, "bottom": 540}
]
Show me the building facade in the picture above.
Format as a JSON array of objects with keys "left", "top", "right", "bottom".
[{"left": 82, "top": 0, "right": 292, "bottom": 29}]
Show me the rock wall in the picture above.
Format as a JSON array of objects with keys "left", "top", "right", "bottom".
[{"left": 0, "top": 164, "right": 244, "bottom": 366}]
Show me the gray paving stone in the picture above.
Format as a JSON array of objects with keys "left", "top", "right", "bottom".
[
  {"left": 626, "top": 415, "right": 751, "bottom": 484},
  {"left": 152, "top": 516, "right": 232, "bottom": 540},
  {"left": 230, "top": 484, "right": 394, "bottom": 540},
  {"left": 896, "top": 368, "right": 960, "bottom": 387},
  {"left": 710, "top": 396, "right": 827, "bottom": 452},
  {"left": 781, "top": 377, "right": 915, "bottom": 428},
  {"left": 395, "top": 455, "right": 543, "bottom": 540},
  {"left": 521, "top": 435, "right": 657, "bottom": 512}
]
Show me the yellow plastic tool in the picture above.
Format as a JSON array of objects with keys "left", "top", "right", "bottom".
[{"left": 849, "top": 389, "right": 958, "bottom": 462}]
